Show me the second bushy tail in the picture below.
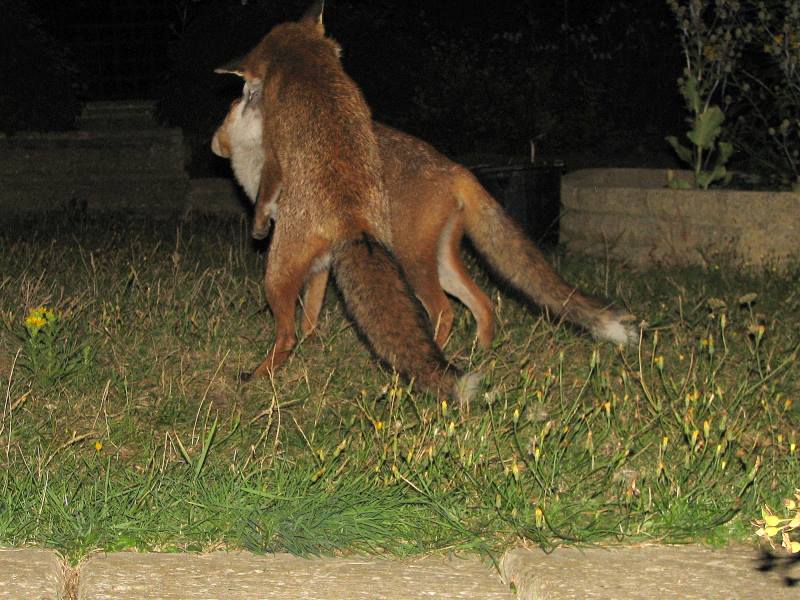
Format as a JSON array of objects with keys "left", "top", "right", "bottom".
[{"left": 457, "top": 173, "right": 637, "bottom": 346}]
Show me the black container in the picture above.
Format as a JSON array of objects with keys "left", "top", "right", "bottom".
[{"left": 470, "top": 162, "right": 563, "bottom": 248}]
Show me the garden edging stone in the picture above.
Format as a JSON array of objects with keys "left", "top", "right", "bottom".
[
  {"left": 0, "top": 547, "right": 66, "bottom": 599},
  {"left": 560, "top": 168, "right": 800, "bottom": 271},
  {"left": 2, "top": 544, "right": 798, "bottom": 599}
]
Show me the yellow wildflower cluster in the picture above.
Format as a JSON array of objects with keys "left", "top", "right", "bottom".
[
  {"left": 25, "top": 306, "right": 56, "bottom": 336},
  {"left": 755, "top": 491, "right": 800, "bottom": 554}
]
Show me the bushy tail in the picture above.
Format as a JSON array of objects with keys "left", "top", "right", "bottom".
[
  {"left": 457, "top": 173, "right": 637, "bottom": 346},
  {"left": 332, "top": 234, "right": 478, "bottom": 401}
]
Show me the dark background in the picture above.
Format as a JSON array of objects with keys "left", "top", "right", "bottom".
[{"left": 2, "top": 0, "right": 684, "bottom": 176}]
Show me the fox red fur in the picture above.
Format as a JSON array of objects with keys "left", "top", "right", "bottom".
[
  {"left": 215, "top": 2, "right": 476, "bottom": 400},
  {"left": 213, "top": 93, "right": 637, "bottom": 352}
]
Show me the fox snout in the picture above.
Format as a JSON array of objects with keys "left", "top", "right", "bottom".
[{"left": 211, "top": 130, "right": 230, "bottom": 158}]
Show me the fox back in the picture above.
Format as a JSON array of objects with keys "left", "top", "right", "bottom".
[{"left": 236, "top": 12, "right": 390, "bottom": 243}]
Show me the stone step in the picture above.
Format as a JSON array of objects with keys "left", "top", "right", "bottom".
[
  {"left": 79, "top": 101, "right": 160, "bottom": 131},
  {"left": 186, "top": 177, "right": 249, "bottom": 215},
  {"left": 0, "top": 175, "right": 188, "bottom": 215},
  {"left": 0, "top": 129, "right": 185, "bottom": 177}
]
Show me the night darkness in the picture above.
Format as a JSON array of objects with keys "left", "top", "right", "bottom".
[{"left": 2, "top": 0, "right": 684, "bottom": 176}]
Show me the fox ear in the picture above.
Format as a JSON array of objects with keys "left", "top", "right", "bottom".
[
  {"left": 300, "top": 0, "right": 325, "bottom": 35},
  {"left": 214, "top": 56, "right": 246, "bottom": 77}
]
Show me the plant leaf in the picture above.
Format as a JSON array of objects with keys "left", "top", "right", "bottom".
[
  {"left": 687, "top": 106, "right": 725, "bottom": 150},
  {"left": 681, "top": 74, "right": 701, "bottom": 115},
  {"left": 667, "top": 176, "right": 693, "bottom": 189},
  {"left": 666, "top": 136, "right": 693, "bottom": 165},
  {"left": 697, "top": 165, "right": 726, "bottom": 190},
  {"left": 716, "top": 141, "right": 734, "bottom": 165}
]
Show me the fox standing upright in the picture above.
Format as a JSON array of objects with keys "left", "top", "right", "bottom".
[{"left": 219, "top": 2, "right": 475, "bottom": 399}]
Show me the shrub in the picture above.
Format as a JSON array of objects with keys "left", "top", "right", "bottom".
[
  {"left": 730, "top": 0, "right": 800, "bottom": 188},
  {"left": 665, "top": 0, "right": 750, "bottom": 188}
]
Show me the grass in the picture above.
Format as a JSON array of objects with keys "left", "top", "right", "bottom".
[{"left": 0, "top": 212, "right": 798, "bottom": 562}]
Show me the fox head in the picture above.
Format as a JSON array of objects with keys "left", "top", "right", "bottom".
[
  {"left": 213, "top": 0, "right": 339, "bottom": 89},
  {"left": 211, "top": 92, "right": 265, "bottom": 203}
]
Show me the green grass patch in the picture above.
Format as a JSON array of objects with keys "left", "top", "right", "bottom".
[{"left": 0, "top": 213, "right": 798, "bottom": 562}]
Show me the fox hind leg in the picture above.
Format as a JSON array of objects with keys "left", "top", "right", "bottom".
[
  {"left": 245, "top": 231, "right": 330, "bottom": 380},
  {"left": 300, "top": 269, "right": 330, "bottom": 339},
  {"left": 401, "top": 258, "right": 454, "bottom": 349},
  {"left": 437, "top": 213, "right": 495, "bottom": 349}
]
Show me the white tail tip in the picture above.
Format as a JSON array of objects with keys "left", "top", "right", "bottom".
[
  {"left": 453, "top": 371, "right": 481, "bottom": 408},
  {"left": 594, "top": 312, "right": 639, "bottom": 347}
]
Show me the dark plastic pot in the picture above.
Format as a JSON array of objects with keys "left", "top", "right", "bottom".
[{"left": 470, "top": 162, "right": 563, "bottom": 248}]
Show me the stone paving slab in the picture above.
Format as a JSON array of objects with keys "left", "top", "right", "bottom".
[
  {"left": 77, "top": 551, "right": 514, "bottom": 600},
  {"left": 0, "top": 548, "right": 65, "bottom": 600},
  {"left": 500, "top": 544, "right": 800, "bottom": 600}
]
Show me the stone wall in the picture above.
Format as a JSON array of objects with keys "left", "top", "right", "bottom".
[{"left": 560, "top": 168, "right": 800, "bottom": 271}]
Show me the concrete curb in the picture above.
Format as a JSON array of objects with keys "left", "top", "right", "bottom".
[
  {"left": 75, "top": 552, "right": 511, "bottom": 600},
  {"left": 499, "top": 544, "right": 799, "bottom": 599},
  {"left": 1, "top": 544, "right": 798, "bottom": 599},
  {"left": 0, "top": 547, "right": 66, "bottom": 599}
]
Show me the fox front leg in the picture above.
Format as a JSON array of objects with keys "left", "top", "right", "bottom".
[{"left": 252, "top": 139, "right": 282, "bottom": 240}]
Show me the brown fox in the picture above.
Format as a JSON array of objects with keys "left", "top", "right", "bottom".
[
  {"left": 212, "top": 92, "right": 638, "bottom": 351},
  {"left": 215, "top": 2, "right": 476, "bottom": 400}
]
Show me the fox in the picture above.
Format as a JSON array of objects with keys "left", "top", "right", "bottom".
[
  {"left": 214, "top": 2, "right": 477, "bottom": 401},
  {"left": 212, "top": 90, "right": 638, "bottom": 351}
]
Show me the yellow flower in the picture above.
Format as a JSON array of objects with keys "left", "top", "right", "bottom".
[
  {"left": 25, "top": 306, "right": 57, "bottom": 336},
  {"left": 25, "top": 314, "right": 46, "bottom": 329},
  {"left": 94, "top": 441, "right": 103, "bottom": 452},
  {"left": 690, "top": 429, "right": 699, "bottom": 449}
]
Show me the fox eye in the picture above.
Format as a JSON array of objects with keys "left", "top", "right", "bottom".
[
  {"left": 241, "top": 82, "right": 262, "bottom": 113},
  {"left": 240, "top": 82, "right": 254, "bottom": 103}
]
